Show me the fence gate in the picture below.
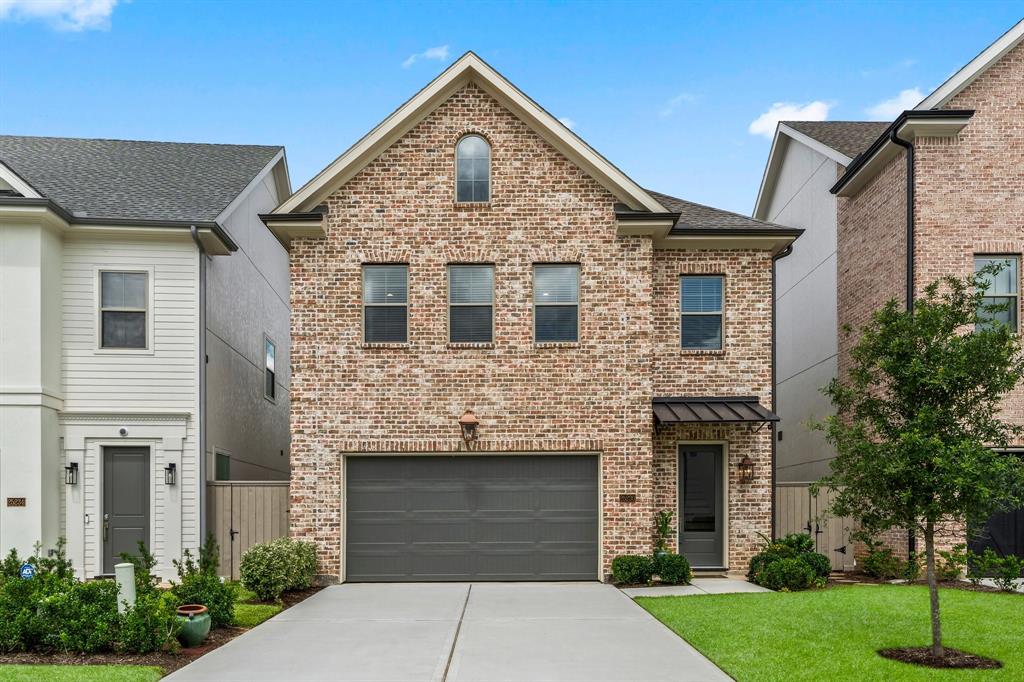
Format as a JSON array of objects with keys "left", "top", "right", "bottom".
[
  {"left": 207, "top": 481, "right": 289, "bottom": 579},
  {"left": 775, "top": 483, "right": 855, "bottom": 571}
]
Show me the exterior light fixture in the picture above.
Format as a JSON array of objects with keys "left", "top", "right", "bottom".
[
  {"left": 738, "top": 456, "right": 754, "bottom": 484},
  {"left": 164, "top": 462, "right": 177, "bottom": 486},
  {"left": 459, "top": 410, "right": 480, "bottom": 447},
  {"left": 64, "top": 462, "right": 79, "bottom": 486}
]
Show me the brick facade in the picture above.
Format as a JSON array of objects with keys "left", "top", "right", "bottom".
[
  {"left": 287, "top": 83, "right": 775, "bottom": 580},
  {"left": 835, "top": 41, "right": 1023, "bottom": 560}
]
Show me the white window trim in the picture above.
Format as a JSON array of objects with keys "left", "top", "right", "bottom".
[
  {"left": 263, "top": 334, "right": 277, "bottom": 403},
  {"left": 976, "top": 255, "right": 1020, "bottom": 333},
  {"left": 532, "top": 263, "right": 581, "bottom": 344},
  {"left": 94, "top": 266, "right": 156, "bottom": 356},
  {"left": 361, "top": 264, "right": 410, "bottom": 345},
  {"left": 447, "top": 264, "right": 495, "bottom": 344},
  {"left": 454, "top": 134, "right": 492, "bottom": 204},
  {"left": 680, "top": 274, "right": 725, "bottom": 351}
]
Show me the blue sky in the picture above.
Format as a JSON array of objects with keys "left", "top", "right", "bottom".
[{"left": 1, "top": 1, "right": 1020, "bottom": 214}]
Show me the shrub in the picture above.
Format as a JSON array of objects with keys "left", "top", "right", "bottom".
[
  {"left": 654, "top": 553, "right": 691, "bottom": 585},
  {"left": 777, "top": 533, "right": 815, "bottom": 554},
  {"left": 119, "top": 541, "right": 159, "bottom": 598},
  {"left": 653, "top": 510, "right": 674, "bottom": 556},
  {"left": 860, "top": 543, "right": 902, "bottom": 580},
  {"left": 799, "top": 552, "right": 832, "bottom": 580},
  {"left": 971, "top": 548, "right": 1024, "bottom": 592},
  {"left": 760, "top": 557, "right": 814, "bottom": 592},
  {"left": 610, "top": 555, "right": 654, "bottom": 585},
  {"left": 36, "top": 579, "right": 120, "bottom": 654},
  {"left": 937, "top": 544, "right": 968, "bottom": 581},
  {"left": 120, "top": 590, "right": 180, "bottom": 654},
  {"left": 171, "top": 534, "right": 235, "bottom": 628},
  {"left": 903, "top": 551, "right": 923, "bottom": 582},
  {"left": 240, "top": 538, "right": 318, "bottom": 601}
]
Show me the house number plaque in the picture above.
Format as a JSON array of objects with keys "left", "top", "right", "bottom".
[{"left": 6, "top": 498, "right": 26, "bottom": 507}]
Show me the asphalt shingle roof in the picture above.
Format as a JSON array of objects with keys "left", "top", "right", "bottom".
[
  {"left": 0, "top": 135, "right": 282, "bottom": 222},
  {"left": 782, "top": 121, "right": 890, "bottom": 159},
  {"left": 645, "top": 190, "right": 796, "bottom": 233}
]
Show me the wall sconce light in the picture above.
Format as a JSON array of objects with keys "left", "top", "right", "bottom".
[
  {"left": 164, "top": 462, "right": 177, "bottom": 486},
  {"left": 738, "top": 456, "right": 754, "bottom": 484},
  {"left": 459, "top": 410, "right": 479, "bottom": 447},
  {"left": 64, "top": 462, "right": 79, "bottom": 486}
]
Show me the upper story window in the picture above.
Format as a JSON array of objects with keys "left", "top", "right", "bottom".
[
  {"left": 264, "top": 336, "right": 276, "bottom": 401},
  {"left": 100, "top": 271, "right": 148, "bottom": 349},
  {"left": 449, "top": 265, "right": 494, "bottom": 343},
  {"left": 534, "top": 264, "right": 579, "bottom": 343},
  {"left": 363, "top": 264, "right": 408, "bottom": 343},
  {"left": 976, "top": 256, "right": 1019, "bottom": 332},
  {"left": 680, "top": 275, "right": 723, "bottom": 350},
  {"left": 455, "top": 134, "right": 490, "bottom": 203}
]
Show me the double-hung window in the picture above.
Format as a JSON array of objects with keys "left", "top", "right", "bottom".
[
  {"left": 449, "top": 265, "right": 494, "bottom": 343},
  {"left": 264, "top": 336, "right": 276, "bottom": 400},
  {"left": 680, "top": 275, "right": 724, "bottom": 350},
  {"left": 534, "top": 264, "right": 579, "bottom": 343},
  {"left": 976, "top": 256, "right": 1019, "bottom": 332},
  {"left": 100, "top": 271, "right": 148, "bottom": 349},
  {"left": 363, "top": 265, "right": 408, "bottom": 343}
]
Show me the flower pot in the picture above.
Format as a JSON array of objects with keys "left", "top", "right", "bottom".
[{"left": 176, "top": 604, "right": 211, "bottom": 648}]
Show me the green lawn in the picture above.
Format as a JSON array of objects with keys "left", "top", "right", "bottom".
[
  {"left": 0, "top": 665, "right": 163, "bottom": 682},
  {"left": 226, "top": 581, "right": 282, "bottom": 628},
  {"left": 638, "top": 585, "right": 1023, "bottom": 681}
]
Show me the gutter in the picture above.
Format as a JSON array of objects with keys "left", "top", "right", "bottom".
[
  {"left": 189, "top": 226, "right": 209, "bottom": 543},
  {"left": 771, "top": 242, "right": 796, "bottom": 539}
]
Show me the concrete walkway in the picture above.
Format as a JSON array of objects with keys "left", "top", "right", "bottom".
[
  {"left": 621, "top": 577, "right": 771, "bottom": 597},
  {"left": 164, "top": 582, "right": 729, "bottom": 682}
]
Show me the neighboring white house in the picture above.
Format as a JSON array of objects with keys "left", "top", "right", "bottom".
[{"left": 0, "top": 136, "right": 291, "bottom": 579}]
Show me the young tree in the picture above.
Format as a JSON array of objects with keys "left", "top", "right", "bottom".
[{"left": 814, "top": 266, "right": 1024, "bottom": 658}]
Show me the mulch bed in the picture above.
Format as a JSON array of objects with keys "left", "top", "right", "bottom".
[
  {"left": 830, "top": 575, "right": 1008, "bottom": 593},
  {"left": 0, "top": 586, "right": 323, "bottom": 675},
  {"left": 878, "top": 647, "right": 1002, "bottom": 669}
]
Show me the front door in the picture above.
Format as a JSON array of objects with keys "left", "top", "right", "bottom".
[
  {"left": 678, "top": 444, "right": 724, "bottom": 568},
  {"left": 103, "top": 447, "right": 150, "bottom": 573}
]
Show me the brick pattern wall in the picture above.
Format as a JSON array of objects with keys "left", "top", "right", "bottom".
[{"left": 288, "top": 83, "right": 778, "bottom": 580}]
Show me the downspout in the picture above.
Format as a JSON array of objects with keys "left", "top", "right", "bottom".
[
  {"left": 771, "top": 243, "right": 795, "bottom": 539},
  {"left": 888, "top": 127, "right": 916, "bottom": 558},
  {"left": 190, "top": 226, "right": 208, "bottom": 543}
]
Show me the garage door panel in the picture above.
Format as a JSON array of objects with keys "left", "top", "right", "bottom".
[{"left": 346, "top": 455, "right": 599, "bottom": 581}]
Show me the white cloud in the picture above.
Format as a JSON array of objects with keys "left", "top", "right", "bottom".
[
  {"left": 658, "top": 92, "right": 697, "bottom": 118},
  {"left": 401, "top": 45, "right": 450, "bottom": 69},
  {"left": 0, "top": 0, "right": 118, "bottom": 31},
  {"left": 865, "top": 87, "right": 924, "bottom": 120},
  {"left": 557, "top": 117, "right": 576, "bottom": 130},
  {"left": 748, "top": 100, "right": 832, "bottom": 138}
]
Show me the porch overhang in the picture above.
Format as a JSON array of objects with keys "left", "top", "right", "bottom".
[{"left": 653, "top": 396, "right": 779, "bottom": 424}]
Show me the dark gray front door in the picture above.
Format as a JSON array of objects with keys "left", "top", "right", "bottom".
[
  {"left": 679, "top": 444, "right": 724, "bottom": 568},
  {"left": 103, "top": 447, "right": 150, "bottom": 573},
  {"left": 346, "top": 455, "right": 599, "bottom": 582}
]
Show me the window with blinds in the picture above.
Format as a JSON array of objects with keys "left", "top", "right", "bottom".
[
  {"left": 100, "top": 271, "right": 148, "bottom": 349},
  {"left": 976, "top": 256, "right": 1019, "bottom": 332},
  {"left": 363, "top": 265, "right": 408, "bottom": 343},
  {"left": 681, "top": 275, "right": 723, "bottom": 350},
  {"left": 534, "top": 264, "right": 579, "bottom": 343},
  {"left": 449, "top": 265, "right": 494, "bottom": 343}
]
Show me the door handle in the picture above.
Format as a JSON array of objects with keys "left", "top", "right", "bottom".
[
  {"left": 229, "top": 528, "right": 239, "bottom": 541},
  {"left": 103, "top": 513, "right": 109, "bottom": 542}
]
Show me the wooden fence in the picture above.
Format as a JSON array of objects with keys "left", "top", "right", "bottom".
[
  {"left": 207, "top": 481, "right": 289, "bottom": 580},
  {"left": 776, "top": 483, "right": 856, "bottom": 571}
]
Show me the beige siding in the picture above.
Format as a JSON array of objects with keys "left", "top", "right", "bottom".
[
  {"left": 775, "top": 483, "right": 854, "bottom": 571},
  {"left": 207, "top": 481, "right": 289, "bottom": 579}
]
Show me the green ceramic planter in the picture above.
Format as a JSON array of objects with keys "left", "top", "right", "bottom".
[{"left": 176, "top": 604, "right": 211, "bottom": 648}]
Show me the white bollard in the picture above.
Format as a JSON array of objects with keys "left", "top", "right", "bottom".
[{"left": 114, "top": 562, "right": 136, "bottom": 614}]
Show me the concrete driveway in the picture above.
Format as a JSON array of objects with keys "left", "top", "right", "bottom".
[{"left": 165, "top": 582, "right": 729, "bottom": 682}]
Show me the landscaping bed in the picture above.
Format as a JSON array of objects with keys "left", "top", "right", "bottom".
[{"left": 637, "top": 584, "right": 1023, "bottom": 681}]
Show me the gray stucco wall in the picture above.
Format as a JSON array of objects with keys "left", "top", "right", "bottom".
[
  {"left": 205, "top": 167, "right": 290, "bottom": 480},
  {"left": 768, "top": 139, "right": 839, "bottom": 483}
]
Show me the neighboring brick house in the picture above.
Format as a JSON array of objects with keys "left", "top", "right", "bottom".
[
  {"left": 264, "top": 53, "right": 800, "bottom": 582},
  {"left": 755, "top": 20, "right": 1024, "bottom": 564}
]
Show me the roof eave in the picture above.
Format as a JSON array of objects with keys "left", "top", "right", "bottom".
[{"left": 259, "top": 211, "right": 326, "bottom": 249}]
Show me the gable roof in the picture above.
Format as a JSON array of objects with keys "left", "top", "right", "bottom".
[
  {"left": 646, "top": 190, "right": 797, "bottom": 235},
  {"left": 917, "top": 19, "right": 1024, "bottom": 109},
  {"left": 274, "top": 51, "right": 667, "bottom": 215},
  {"left": 782, "top": 121, "right": 890, "bottom": 160},
  {"left": 0, "top": 135, "right": 283, "bottom": 223}
]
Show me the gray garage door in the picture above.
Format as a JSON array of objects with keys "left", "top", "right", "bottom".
[{"left": 346, "top": 455, "right": 599, "bottom": 581}]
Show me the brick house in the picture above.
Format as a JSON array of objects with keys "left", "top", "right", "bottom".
[
  {"left": 263, "top": 53, "right": 800, "bottom": 582},
  {"left": 755, "top": 20, "right": 1024, "bottom": 563}
]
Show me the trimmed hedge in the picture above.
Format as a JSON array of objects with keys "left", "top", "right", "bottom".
[
  {"left": 240, "top": 538, "right": 318, "bottom": 602},
  {"left": 747, "top": 533, "right": 829, "bottom": 591},
  {"left": 759, "top": 557, "right": 815, "bottom": 592},
  {"left": 611, "top": 555, "right": 654, "bottom": 585},
  {"left": 654, "top": 553, "right": 692, "bottom": 585}
]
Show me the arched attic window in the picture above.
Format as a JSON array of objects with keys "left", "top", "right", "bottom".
[{"left": 455, "top": 134, "right": 490, "bottom": 203}]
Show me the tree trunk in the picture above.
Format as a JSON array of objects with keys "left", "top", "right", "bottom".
[{"left": 924, "top": 521, "right": 943, "bottom": 657}]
